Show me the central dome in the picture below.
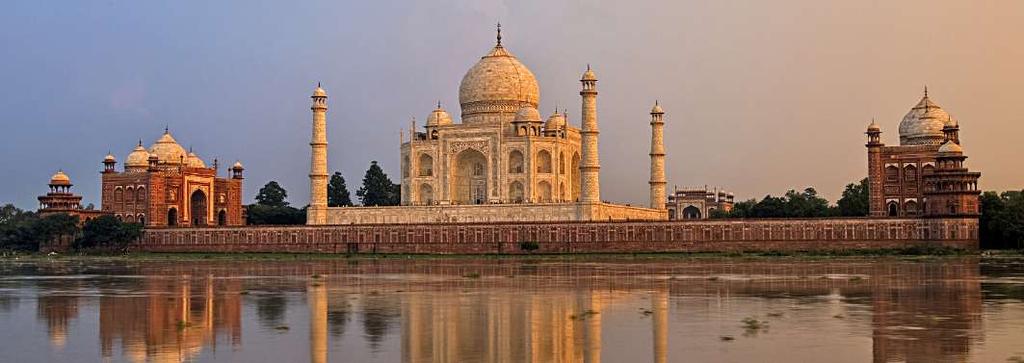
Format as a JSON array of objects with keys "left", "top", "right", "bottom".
[
  {"left": 458, "top": 40, "right": 540, "bottom": 123},
  {"left": 149, "top": 131, "right": 188, "bottom": 165},
  {"left": 899, "top": 92, "right": 952, "bottom": 146}
]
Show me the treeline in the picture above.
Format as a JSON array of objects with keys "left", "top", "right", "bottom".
[
  {"left": 246, "top": 160, "right": 401, "bottom": 225},
  {"left": 980, "top": 191, "right": 1024, "bottom": 250},
  {"left": 0, "top": 204, "right": 142, "bottom": 253},
  {"left": 711, "top": 179, "right": 870, "bottom": 219}
]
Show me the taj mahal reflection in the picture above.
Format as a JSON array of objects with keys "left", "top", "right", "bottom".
[{"left": 25, "top": 259, "right": 988, "bottom": 363}]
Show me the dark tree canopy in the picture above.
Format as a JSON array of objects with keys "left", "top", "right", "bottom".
[
  {"left": 255, "top": 181, "right": 289, "bottom": 207},
  {"left": 980, "top": 190, "right": 1024, "bottom": 250},
  {"left": 75, "top": 215, "right": 142, "bottom": 252},
  {"left": 836, "top": 178, "right": 870, "bottom": 217},
  {"left": 246, "top": 204, "right": 306, "bottom": 225},
  {"left": 328, "top": 172, "right": 353, "bottom": 207},
  {"left": 356, "top": 161, "right": 400, "bottom": 206},
  {"left": 714, "top": 187, "right": 835, "bottom": 219},
  {"left": 0, "top": 206, "right": 79, "bottom": 252}
]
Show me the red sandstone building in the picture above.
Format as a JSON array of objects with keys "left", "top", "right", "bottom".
[
  {"left": 865, "top": 89, "right": 981, "bottom": 218},
  {"left": 100, "top": 130, "right": 246, "bottom": 227},
  {"left": 37, "top": 171, "right": 110, "bottom": 222}
]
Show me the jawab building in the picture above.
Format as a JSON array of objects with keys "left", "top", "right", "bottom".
[{"left": 306, "top": 28, "right": 669, "bottom": 225}]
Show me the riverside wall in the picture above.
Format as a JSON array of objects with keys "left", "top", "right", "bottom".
[{"left": 135, "top": 217, "right": 979, "bottom": 254}]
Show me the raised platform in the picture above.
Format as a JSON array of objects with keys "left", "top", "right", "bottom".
[
  {"left": 314, "top": 202, "right": 667, "bottom": 225},
  {"left": 137, "top": 217, "right": 978, "bottom": 254}
]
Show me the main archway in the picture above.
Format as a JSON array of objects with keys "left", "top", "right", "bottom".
[
  {"left": 190, "top": 189, "right": 208, "bottom": 226},
  {"left": 453, "top": 149, "right": 488, "bottom": 204}
]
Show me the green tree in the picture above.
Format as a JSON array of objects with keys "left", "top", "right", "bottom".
[
  {"left": 246, "top": 204, "right": 307, "bottom": 225},
  {"left": 784, "top": 188, "right": 833, "bottom": 217},
  {"left": 0, "top": 208, "right": 80, "bottom": 252},
  {"left": 75, "top": 215, "right": 141, "bottom": 252},
  {"left": 836, "top": 178, "right": 870, "bottom": 217},
  {"left": 328, "top": 172, "right": 353, "bottom": 207},
  {"left": 255, "top": 181, "right": 289, "bottom": 207},
  {"left": 357, "top": 161, "right": 400, "bottom": 206},
  {"left": 980, "top": 190, "right": 1024, "bottom": 250}
]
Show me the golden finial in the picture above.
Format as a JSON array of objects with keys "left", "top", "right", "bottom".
[{"left": 496, "top": 22, "right": 502, "bottom": 46}]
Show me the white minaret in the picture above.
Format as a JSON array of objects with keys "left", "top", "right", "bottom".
[
  {"left": 308, "top": 83, "right": 328, "bottom": 225},
  {"left": 649, "top": 101, "right": 666, "bottom": 210},
  {"left": 579, "top": 65, "right": 601, "bottom": 204}
]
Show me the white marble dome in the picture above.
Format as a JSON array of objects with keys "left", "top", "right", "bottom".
[
  {"left": 513, "top": 106, "right": 542, "bottom": 123},
  {"left": 186, "top": 151, "right": 206, "bottom": 168},
  {"left": 458, "top": 42, "right": 540, "bottom": 121},
  {"left": 938, "top": 140, "right": 963, "bottom": 154},
  {"left": 125, "top": 143, "right": 150, "bottom": 169},
  {"left": 426, "top": 103, "right": 453, "bottom": 127},
  {"left": 899, "top": 94, "right": 952, "bottom": 146},
  {"left": 149, "top": 132, "right": 187, "bottom": 164},
  {"left": 544, "top": 110, "right": 566, "bottom": 130}
]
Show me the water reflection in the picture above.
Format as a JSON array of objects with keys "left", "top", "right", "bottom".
[{"left": 4, "top": 257, "right": 1023, "bottom": 362}]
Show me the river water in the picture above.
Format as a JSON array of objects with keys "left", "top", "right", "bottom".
[{"left": 0, "top": 256, "right": 1022, "bottom": 363}]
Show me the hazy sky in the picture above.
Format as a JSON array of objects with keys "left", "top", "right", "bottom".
[{"left": 1, "top": 0, "right": 1022, "bottom": 209}]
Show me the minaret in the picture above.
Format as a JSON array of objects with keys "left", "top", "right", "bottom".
[
  {"left": 649, "top": 101, "right": 666, "bottom": 210},
  {"left": 865, "top": 119, "right": 885, "bottom": 217},
  {"left": 308, "top": 83, "right": 329, "bottom": 225},
  {"left": 579, "top": 65, "right": 601, "bottom": 205}
]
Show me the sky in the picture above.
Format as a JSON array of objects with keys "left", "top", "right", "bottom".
[{"left": 1, "top": 0, "right": 1022, "bottom": 209}]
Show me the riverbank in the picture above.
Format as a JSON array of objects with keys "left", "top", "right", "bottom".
[{"left": 2, "top": 245, "right": 1006, "bottom": 263}]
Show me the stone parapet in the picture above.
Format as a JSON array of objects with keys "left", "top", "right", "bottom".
[{"left": 137, "top": 217, "right": 978, "bottom": 254}]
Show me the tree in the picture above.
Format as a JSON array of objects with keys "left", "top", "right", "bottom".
[
  {"left": 328, "top": 172, "right": 353, "bottom": 207},
  {"left": 356, "top": 161, "right": 400, "bottom": 206},
  {"left": 246, "top": 204, "right": 307, "bottom": 225},
  {"left": 0, "top": 207, "right": 79, "bottom": 252},
  {"left": 75, "top": 215, "right": 142, "bottom": 252},
  {"left": 255, "top": 181, "right": 289, "bottom": 207},
  {"left": 980, "top": 190, "right": 1024, "bottom": 250},
  {"left": 836, "top": 178, "right": 870, "bottom": 217}
]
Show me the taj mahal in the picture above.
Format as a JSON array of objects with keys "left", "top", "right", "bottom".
[{"left": 306, "top": 26, "right": 668, "bottom": 224}]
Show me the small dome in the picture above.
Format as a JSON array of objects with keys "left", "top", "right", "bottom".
[
  {"left": 899, "top": 92, "right": 952, "bottom": 145},
  {"left": 49, "top": 171, "right": 71, "bottom": 186},
  {"left": 514, "top": 106, "right": 542, "bottom": 123},
  {"left": 149, "top": 131, "right": 187, "bottom": 164},
  {"left": 186, "top": 152, "right": 206, "bottom": 168},
  {"left": 458, "top": 39, "right": 540, "bottom": 121},
  {"left": 125, "top": 143, "right": 151, "bottom": 168},
  {"left": 581, "top": 65, "right": 597, "bottom": 81},
  {"left": 232, "top": 161, "right": 244, "bottom": 170},
  {"left": 943, "top": 115, "right": 958, "bottom": 128},
  {"left": 312, "top": 84, "right": 327, "bottom": 97},
  {"left": 867, "top": 119, "right": 881, "bottom": 132},
  {"left": 426, "top": 102, "right": 454, "bottom": 127},
  {"left": 650, "top": 101, "right": 664, "bottom": 114},
  {"left": 544, "top": 110, "right": 566, "bottom": 130},
  {"left": 938, "top": 140, "right": 963, "bottom": 154},
  {"left": 103, "top": 153, "right": 116, "bottom": 162}
]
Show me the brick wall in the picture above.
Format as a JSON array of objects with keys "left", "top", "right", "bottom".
[{"left": 136, "top": 217, "right": 978, "bottom": 254}]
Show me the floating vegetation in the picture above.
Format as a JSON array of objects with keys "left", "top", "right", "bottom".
[
  {"left": 833, "top": 314, "right": 845, "bottom": 319},
  {"left": 311, "top": 274, "right": 322, "bottom": 279},
  {"left": 639, "top": 308, "right": 654, "bottom": 316},
  {"left": 572, "top": 309, "right": 600, "bottom": 321},
  {"left": 462, "top": 272, "right": 481, "bottom": 279},
  {"left": 766, "top": 312, "right": 784, "bottom": 318},
  {"left": 707, "top": 276, "right": 720, "bottom": 281},
  {"left": 274, "top": 325, "right": 290, "bottom": 331},
  {"left": 741, "top": 317, "right": 768, "bottom": 334},
  {"left": 720, "top": 336, "right": 735, "bottom": 342}
]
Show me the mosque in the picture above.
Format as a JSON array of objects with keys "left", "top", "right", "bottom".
[
  {"left": 306, "top": 26, "right": 669, "bottom": 224},
  {"left": 97, "top": 130, "right": 246, "bottom": 227},
  {"left": 865, "top": 88, "right": 981, "bottom": 218}
]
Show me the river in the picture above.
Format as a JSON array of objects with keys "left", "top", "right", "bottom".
[{"left": 0, "top": 256, "right": 1022, "bottom": 362}]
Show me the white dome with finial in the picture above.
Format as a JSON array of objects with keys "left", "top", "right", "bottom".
[
  {"left": 232, "top": 161, "right": 244, "bottom": 169},
  {"left": 867, "top": 119, "right": 881, "bottom": 132},
  {"left": 458, "top": 24, "right": 540, "bottom": 122},
  {"left": 544, "top": 109, "right": 566, "bottom": 130},
  {"left": 125, "top": 142, "right": 151, "bottom": 168},
  {"left": 651, "top": 101, "right": 664, "bottom": 114},
  {"left": 313, "top": 83, "right": 327, "bottom": 97},
  {"left": 49, "top": 170, "right": 71, "bottom": 186},
  {"left": 186, "top": 151, "right": 206, "bottom": 168},
  {"left": 149, "top": 130, "right": 187, "bottom": 165},
  {"left": 514, "top": 106, "right": 542, "bottom": 123},
  {"left": 899, "top": 88, "right": 953, "bottom": 145},
  {"left": 581, "top": 64, "right": 597, "bottom": 81},
  {"left": 426, "top": 102, "right": 453, "bottom": 127}
]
